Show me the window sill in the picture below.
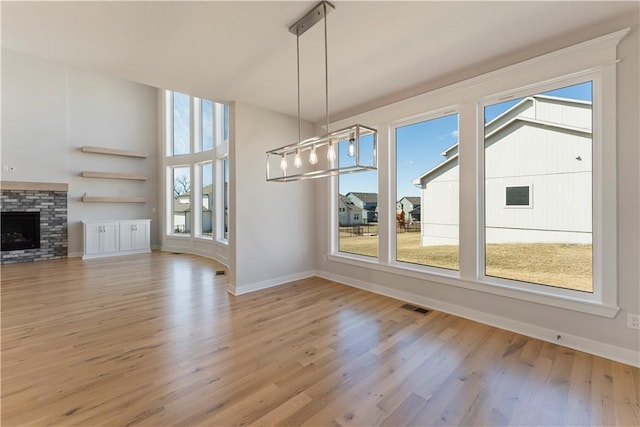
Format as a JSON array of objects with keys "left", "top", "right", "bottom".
[{"left": 326, "top": 253, "right": 619, "bottom": 318}]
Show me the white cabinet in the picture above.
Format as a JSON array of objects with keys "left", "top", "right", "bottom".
[
  {"left": 119, "top": 220, "right": 150, "bottom": 252},
  {"left": 83, "top": 222, "right": 119, "bottom": 257},
  {"left": 83, "top": 220, "right": 151, "bottom": 259}
]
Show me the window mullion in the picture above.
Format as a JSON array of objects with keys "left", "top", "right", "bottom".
[{"left": 458, "top": 102, "right": 479, "bottom": 282}]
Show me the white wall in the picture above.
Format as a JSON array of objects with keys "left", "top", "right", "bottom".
[
  {"left": 229, "top": 102, "right": 316, "bottom": 294},
  {"left": 1, "top": 49, "right": 158, "bottom": 255},
  {"left": 315, "top": 16, "right": 639, "bottom": 365}
]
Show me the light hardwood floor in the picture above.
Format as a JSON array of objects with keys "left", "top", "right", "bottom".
[{"left": 2, "top": 252, "right": 639, "bottom": 426}]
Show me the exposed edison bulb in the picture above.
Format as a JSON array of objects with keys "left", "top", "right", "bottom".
[
  {"left": 294, "top": 149, "right": 302, "bottom": 168},
  {"left": 280, "top": 154, "right": 288, "bottom": 171},
  {"left": 347, "top": 133, "right": 356, "bottom": 157},
  {"left": 309, "top": 145, "right": 318, "bottom": 165},
  {"left": 327, "top": 139, "right": 336, "bottom": 162}
]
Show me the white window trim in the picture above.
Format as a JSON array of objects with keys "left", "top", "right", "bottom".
[{"left": 326, "top": 28, "right": 628, "bottom": 318}]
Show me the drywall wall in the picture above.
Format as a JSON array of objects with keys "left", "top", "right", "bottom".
[
  {"left": 316, "top": 14, "right": 640, "bottom": 365},
  {"left": 230, "top": 102, "right": 316, "bottom": 294},
  {"left": 1, "top": 49, "right": 158, "bottom": 255}
]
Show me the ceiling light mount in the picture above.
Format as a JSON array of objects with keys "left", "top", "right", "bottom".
[
  {"left": 266, "top": 1, "right": 378, "bottom": 183},
  {"left": 289, "top": 1, "right": 334, "bottom": 36}
]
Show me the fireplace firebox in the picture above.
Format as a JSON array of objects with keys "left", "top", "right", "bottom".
[{"left": 1, "top": 212, "right": 41, "bottom": 251}]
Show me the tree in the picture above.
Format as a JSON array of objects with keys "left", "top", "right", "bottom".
[{"left": 173, "top": 175, "right": 190, "bottom": 198}]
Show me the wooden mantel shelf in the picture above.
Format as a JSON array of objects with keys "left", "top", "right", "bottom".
[{"left": 1, "top": 181, "right": 69, "bottom": 191}]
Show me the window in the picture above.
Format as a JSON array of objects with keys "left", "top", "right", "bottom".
[
  {"left": 223, "top": 158, "right": 229, "bottom": 240},
  {"left": 337, "top": 133, "right": 378, "bottom": 257},
  {"left": 327, "top": 31, "right": 623, "bottom": 316},
  {"left": 505, "top": 185, "right": 531, "bottom": 207},
  {"left": 172, "top": 92, "right": 190, "bottom": 156},
  {"left": 200, "top": 162, "right": 213, "bottom": 237},
  {"left": 165, "top": 90, "right": 229, "bottom": 244},
  {"left": 395, "top": 113, "right": 459, "bottom": 270},
  {"left": 172, "top": 166, "right": 191, "bottom": 234},
  {"left": 201, "top": 99, "right": 214, "bottom": 152},
  {"left": 483, "top": 81, "right": 593, "bottom": 293},
  {"left": 223, "top": 104, "right": 229, "bottom": 143}
]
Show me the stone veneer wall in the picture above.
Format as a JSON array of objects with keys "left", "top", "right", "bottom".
[{"left": 1, "top": 189, "right": 68, "bottom": 264}]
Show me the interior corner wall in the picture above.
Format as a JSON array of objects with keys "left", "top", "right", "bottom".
[
  {"left": 315, "top": 15, "right": 640, "bottom": 365},
  {"left": 230, "top": 102, "right": 316, "bottom": 294},
  {"left": 1, "top": 48, "right": 159, "bottom": 255}
]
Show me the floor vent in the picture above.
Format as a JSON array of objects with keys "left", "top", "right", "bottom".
[
  {"left": 215, "top": 270, "right": 226, "bottom": 276},
  {"left": 401, "top": 303, "right": 431, "bottom": 315}
]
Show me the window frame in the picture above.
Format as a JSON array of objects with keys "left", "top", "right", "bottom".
[
  {"left": 163, "top": 90, "right": 230, "bottom": 245},
  {"left": 390, "top": 108, "right": 461, "bottom": 274},
  {"left": 478, "top": 73, "right": 601, "bottom": 302},
  {"left": 325, "top": 29, "right": 625, "bottom": 318}
]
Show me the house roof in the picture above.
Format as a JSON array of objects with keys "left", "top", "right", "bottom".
[
  {"left": 400, "top": 196, "right": 420, "bottom": 205},
  {"left": 347, "top": 192, "right": 378, "bottom": 204},
  {"left": 412, "top": 95, "right": 592, "bottom": 184},
  {"left": 339, "top": 194, "right": 362, "bottom": 212}
]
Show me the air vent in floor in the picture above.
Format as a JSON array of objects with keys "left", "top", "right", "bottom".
[{"left": 400, "top": 303, "right": 431, "bottom": 315}]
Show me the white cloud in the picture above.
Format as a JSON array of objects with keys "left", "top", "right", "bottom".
[{"left": 451, "top": 130, "right": 459, "bottom": 138}]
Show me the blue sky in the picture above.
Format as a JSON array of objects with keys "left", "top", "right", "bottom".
[{"left": 340, "top": 81, "right": 592, "bottom": 198}]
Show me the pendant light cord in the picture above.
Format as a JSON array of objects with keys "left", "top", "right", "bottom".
[
  {"left": 297, "top": 31, "right": 301, "bottom": 143},
  {"left": 324, "top": 2, "right": 329, "bottom": 135}
]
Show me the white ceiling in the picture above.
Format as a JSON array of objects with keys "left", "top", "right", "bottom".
[{"left": 1, "top": 1, "right": 637, "bottom": 123}]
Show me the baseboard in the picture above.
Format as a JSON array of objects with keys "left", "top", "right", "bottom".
[
  {"left": 228, "top": 270, "right": 316, "bottom": 296},
  {"left": 68, "top": 251, "right": 83, "bottom": 258},
  {"left": 316, "top": 270, "right": 640, "bottom": 368}
]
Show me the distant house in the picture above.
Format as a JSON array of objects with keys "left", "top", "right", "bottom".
[
  {"left": 346, "top": 192, "right": 378, "bottom": 223},
  {"left": 173, "top": 184, "right": 214, "bottom": 234},
  {"left": 413, "top": 95, "right": 592, "bottom": 246},
  {"left": 338, "top": 194, "right": 364, "bottom": 226},
  {"left": 397, "top": 196, "right": 420, "bottom": 222}
]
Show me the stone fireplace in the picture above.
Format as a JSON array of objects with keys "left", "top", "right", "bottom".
[{"left": 0, "top": 181, "right": 68, "bottom": 264}]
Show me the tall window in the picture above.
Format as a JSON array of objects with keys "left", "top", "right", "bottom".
[
  {"left": 395, "top": 113, "right": 459, "bottom": 270},
  {"left": 337, "top": 134, "right": 378, "bottom": 257},
  {"left": 200, "top": 162, "right": 213, "bottom": 237},
  {"left": 172, "top": 166, "right": 191, "bottom": 234},
  {"left": 173, "top": 92, "right": 190, "bottom": 156},
  {"left": 165, "top": 90, "right": 229, "bottom": 242},
  {"left": 483, "top": 81, "right": 593, "bottom": 292}
]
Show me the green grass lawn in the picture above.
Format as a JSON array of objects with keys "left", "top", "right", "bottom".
[{"left": 339, "top": 229, "right": 592, "bottom": 292}]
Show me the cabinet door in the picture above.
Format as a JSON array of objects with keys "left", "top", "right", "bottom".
[
  {"left": 131, "top": 222, "right": 149, "bottom": 250},
  {"left": 119, "top": 221, "right": 149, "bottom": 252},
  {"left": 101, "top": 223, "right": 119, "bottom": 253},
  {"left": 119, "top": 222, "right": 135, "bottom": 252},
  {"left": 84, "top": 224, "right": 103, "bottom": 255}
]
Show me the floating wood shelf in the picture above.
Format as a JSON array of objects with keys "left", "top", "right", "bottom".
[
  {"left": 82, "top": 196, "right": 147, "bottom": 203},
  {"left": 81, "top": 145, "right": 147, "bottom": 159},
  {"left": 81, "top": 171, "right": 147, "bottom": 181}
]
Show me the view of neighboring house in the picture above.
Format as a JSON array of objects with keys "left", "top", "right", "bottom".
[
  {"left": 174, "top": 184, "right": 214, "bottom": 234},
  {"left": 346, "top": 192, "right": 378, "bottom": 223},
  {"left": 338, "top": 194, "right": 364, "bottom": 226},
  {"left": 413, "top": 95, "right": 592, "bottom": 246},
  {"left": 397, "top": 196, "right": 421, "bottom": 222}
]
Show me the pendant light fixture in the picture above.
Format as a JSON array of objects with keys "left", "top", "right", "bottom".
[{"left": 266, "top": 1, "right": 378, "bottom": 182}]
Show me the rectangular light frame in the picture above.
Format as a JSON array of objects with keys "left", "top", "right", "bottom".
[{"left": 266, "top": 124, "right": 377, "bottom": 182}]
